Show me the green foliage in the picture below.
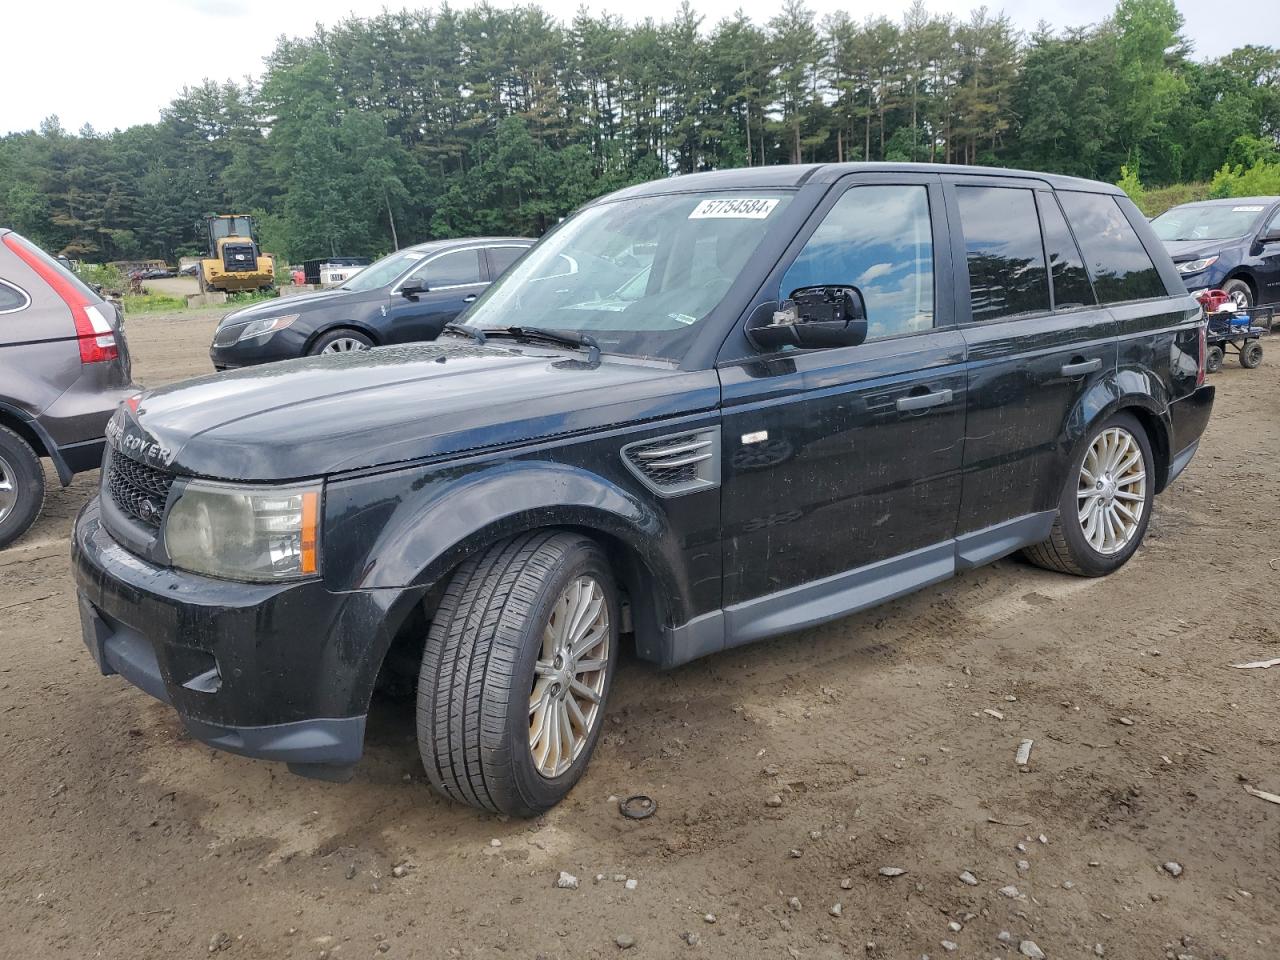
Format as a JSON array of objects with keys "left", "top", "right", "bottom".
[
  {"left": 122, "top": 292, "right": 187, "bottom": 314},
  {"left": 225, "top": 290, "right": 278, "bottom": 307},
  {"left": 1135, "top": 181, "right": 1211, "bottom": 217},
  {"left": 1209, "top": 159, "right": 1280, "bottom": 198},
  {"left": 77, "top": 262, "right": 127, "bottom": 291},
  {"left": 1, "top": 1, "right": 1277, "bottom": 262}
]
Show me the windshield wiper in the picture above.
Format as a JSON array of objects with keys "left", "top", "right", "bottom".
[
  {"left": 443, "top": 322, "right": 487, "bottom": 345},
  {"left": 483, "top": 326, "right": 601, "bottom": 363}
]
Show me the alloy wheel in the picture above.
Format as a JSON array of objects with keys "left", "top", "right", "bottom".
[
  {"left": 322, "top": 337, "right": 369, "bottom": 354},
  {"left": 528, "top": 575, "right": 610, "bottom": 779},
  {"left": 1077, "top": 426, "right": 1147, "bottom": 556},
  {"left": 1229, "top": 288, "right": 1251, "bottom": 311},
  {"left": 0, "top": 452, "right": 16, "bottom": 525}
]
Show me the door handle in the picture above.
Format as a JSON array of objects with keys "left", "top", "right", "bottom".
[
  {"left": 1060, "top": 357, "right": 1102, "bottom": 377},
  {"left": 463, "top": 294, "right": 478, "bottom": 303},
  {"left": 896, "top": 388, "right": 953, "bottom": 412}
]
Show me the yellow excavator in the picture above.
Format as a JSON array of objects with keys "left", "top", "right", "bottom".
[{"left": 196, "top": 215, "right": 275, "bottom": 294}]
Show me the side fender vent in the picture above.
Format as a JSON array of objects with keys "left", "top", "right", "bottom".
[{"left": 622, "top": 426, "right": 720, "bottom": 496}]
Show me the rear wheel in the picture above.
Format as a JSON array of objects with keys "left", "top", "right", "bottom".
[
  {"left": 1205, "top": 345, "right": 1224, "bottom": 374},
  {"left": 1240, "top": 339, "right": 1263, "bottom": 369},
  {"left": 1022, "top": 412, "right": 1154, "bottom": 577},
  {"left": 0, "top": 427, "right": 45, "bottom": 550},
  {"left": 1223, "top": 278, "right": 1254, "bottom": 313},
  {"left": 417, "top": 531, "right": 618, "bottom": 816},
  {"left": 309, "top": 328, "right": 373, "bottom": 356}
]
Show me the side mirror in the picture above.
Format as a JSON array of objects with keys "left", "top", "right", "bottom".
[
  {"left": 746, "top": 285, "right": 869, "bottom": 351},
  {"left": 400, "top": 281, "right": 427, "bottom": 298}
]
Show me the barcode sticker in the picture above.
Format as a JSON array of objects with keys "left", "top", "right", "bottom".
[{"left": 689, "top": 198, "right": 779, "bottom": 219}]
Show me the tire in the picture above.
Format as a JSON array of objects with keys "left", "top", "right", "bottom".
[
  {"left": 1223, "top": 278, "right": 1254, "bottom": 313},
  {"left": 308, "top": 328, "right": 373, "bottom": 356},
  {"left": 1205, "top": 345, "right": 1224, "bottom": 374},
  {"left": 417, "top": 530, "right": 619, "bottom": 816},
  {"left": 0, "top": 426, "right": 46, "bottom": 550},
  {"left": 1021, "top": 412, "right": 1154, "bottom": 578},
  {"left": 1240, "top": 339, "right": 1263, "bottom": 369}
]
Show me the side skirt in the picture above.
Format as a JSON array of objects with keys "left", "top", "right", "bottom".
[{"left": 659, "top": 510, "right": 1057, "bottom": 668}]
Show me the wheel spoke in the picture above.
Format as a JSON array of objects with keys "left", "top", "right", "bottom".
[
  {"left": 574, "top": 658, "right": 607, "bottom": 674},
  {"left": 557, "top": 700, "right": 574, "bottom": 764},
  {"left": 566, "top": 692, "right": 588, "bottom": 733},
  {"left": 1114, "top": 489, "right": 1144, "bottom": 501},
  {"left": 1114, "top": 500, "right": 1138, "bottom": 524},
  {"left": 570, "top": 678, "right": 602, "bottom": 704}
]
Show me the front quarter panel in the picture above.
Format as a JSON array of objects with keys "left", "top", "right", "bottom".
[{"left": 320, "top": 419, "right": 725, "bottom": 641}]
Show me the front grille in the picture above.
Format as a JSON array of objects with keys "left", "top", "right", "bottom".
[
  {"left": 622, "top": 427, "right": 720, "bottom": 496},
  {"left": 106, "top": 448, "right": 174, "bottom": 528},
  {"left": 222, "top": 244, "right": 257, "bottom": 273}
]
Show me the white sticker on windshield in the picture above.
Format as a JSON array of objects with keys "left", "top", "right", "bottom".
[
  {"left": 1232, "top": 205, "right": 1264, "bottom": 212},
  {"left": 689, "top": 198, "right": 779, "bottom": 220}
]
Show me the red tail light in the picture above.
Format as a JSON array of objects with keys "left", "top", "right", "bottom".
[
  {"left": 1, "top": 233, "right": 119, "bottom": 363},
  {"left": 1196, "top": 322, "right": 1207, "bottom": 387}
]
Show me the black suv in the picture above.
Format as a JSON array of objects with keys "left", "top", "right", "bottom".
[
  {"left": 209, "top": 237, "right": 533, "bottom": 369},
  {"left": 72, "top": 164, "right": 1213, "bottom": 815}
]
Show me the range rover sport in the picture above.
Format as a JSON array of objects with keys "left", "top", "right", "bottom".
[{"left": 72, "top": 163, "right": 1214, "bottom": 816}]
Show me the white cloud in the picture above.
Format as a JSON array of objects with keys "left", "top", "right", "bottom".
[{"left": 2, "top": 0, "right": 1274, "bottom": 136}]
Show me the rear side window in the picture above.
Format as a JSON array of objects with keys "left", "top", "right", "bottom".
[
  {"left": 1058, "top": 192, "right": 1166, "bottom": 303},
  {"left": 1037, "top": 194, "right": 1096, "bottom": 309},
  {"left": 487, "top": 246, "right": 528, "bottom": 277},
  {"left": 0, "top": 278, "right": 30, "bottom": 313},
  {"left": 956, "top": 186, "right": 1050, "bottom": 321}
]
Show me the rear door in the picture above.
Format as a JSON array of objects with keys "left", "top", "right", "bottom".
[
  {"left": 947, "top": 177, "right": 1116, "bottom": 535},
  {"left": 719, "top": 174, "right": 967, "bottom": 618}
]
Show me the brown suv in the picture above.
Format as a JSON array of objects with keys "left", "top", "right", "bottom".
[{"left": 0, "top": 230, "right": 136, "bottom": 547}]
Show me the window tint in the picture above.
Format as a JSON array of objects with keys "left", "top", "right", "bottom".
[
  {"left": 1058, "top": 192, "right": 1166, "bottom": 303},
  {"left": 1267, "top": 207, "right": 1280, "bottom": 235},
  {"left": 781, "top": 184, "right": 934, "bottom": 340},
  {"left": 1038, "top": 194, "right": 1096, "bottom": 309},
  {"left": 416, "top": 249, "right": 483, "bottom": 288},
  {"left": 488, "top": 246, "right": 528, "bottom": 277},
  {"left": 0, "top": 279, "right": 29, "bottom": 312},
  {"left": 957, "top": 186, "right": 1049, "bottom": 321}
]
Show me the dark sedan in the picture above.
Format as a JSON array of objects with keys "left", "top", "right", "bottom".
[{"left": 209, "top": 237, "right": 534, "bottom": 369}]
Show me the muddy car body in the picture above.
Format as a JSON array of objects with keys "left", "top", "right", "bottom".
[{"left": 73, "top": 163, "right": 1214, "bottom": 815}]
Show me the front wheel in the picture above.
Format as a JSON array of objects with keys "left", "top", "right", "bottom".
[
  {"left": 417, "top": 531, "right": 619, "bottom": 816},
  {"left": 309, "top": 328, "right": 373, "bottom": 356},
  {"left": 1022, "top": 413, "right": 1154, "bottom": 577},
  {"left": 1223, "top": 278, "right": 1253, "bottom": 313}
]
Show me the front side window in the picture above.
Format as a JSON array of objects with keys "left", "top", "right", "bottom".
[
  {"left": 414, "top": 249, "right": 484, "bottom": 289},
  {"left": 462, "top": 191, "right": 793, "bottom": 361},
  {"left": 780, "top": 184, "right": 934, "bottom": 340},
  {"left": 957, "top": 186, "right": 1050, "bottom": 322},
  {"left": 1059, "top": 192, "right": 1166, "bottom": 303},
  {"left": 341, "top": 248, "right": 428, "bottom": 291}
]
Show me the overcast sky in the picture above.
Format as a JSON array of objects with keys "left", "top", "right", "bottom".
[{"left": 3, "top": 0, "right": 1275, "bottom": 136}]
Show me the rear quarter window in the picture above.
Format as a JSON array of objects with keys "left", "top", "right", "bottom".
[
  {"left": 1058, "top": 192, "right": 1167, "bottom": 303},
  {"left": 0, "top": 278, "right": 30, "bottom": 313}
]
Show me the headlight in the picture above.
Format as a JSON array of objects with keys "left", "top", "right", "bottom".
[
  {"left": 214, "top": 314, "right": 300, "bottom": 347},
  {"left": 164, "top": 480, "right": 321, "bottom": 581},
  {"left": 1176, "top": 256, "right": 1219, "bottom": 275}
]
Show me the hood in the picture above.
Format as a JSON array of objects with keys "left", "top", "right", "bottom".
[
  {"left": 217, "top": 288, "right": 380, "bottom": 326},
  {"left": 1161, "top": 239, "right": 1228, "bottom": 260},
  {"left": 120, "top": 341, "right": 719, "bottom": 480}
]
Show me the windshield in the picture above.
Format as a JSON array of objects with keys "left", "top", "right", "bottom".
[
  {"left": 341, "top": 248, "right": 428, "bottom": 291},
  {"left": 1151, "top": 204, "right": 1265, "bottom": 242},
  {"left": 461, "top": 191, "right": 793, "bottom": 360}
]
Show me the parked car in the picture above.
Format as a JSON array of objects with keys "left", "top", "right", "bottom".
[
  {"left": 0, "top": 229, "right": 135, "bottom": 548},
  {"left": 1150, "top": 196, "right": 1280, "bottom": 310},
  {"left": 73, "top": 164, "right": 1213, "bottom": 816},
  {"left": 208, "top": 237, "right": 534, "bottom": 369}
]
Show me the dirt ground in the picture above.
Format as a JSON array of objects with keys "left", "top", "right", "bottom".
[{"left": 2, "top": 310, "right": 1278, "bottom": 960}]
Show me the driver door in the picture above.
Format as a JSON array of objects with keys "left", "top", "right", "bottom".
[
  {"left": 384, "top": 247, "right": 488, "bottom": 343},
  {"left": 717, "top": 176, "right": 967, "bottom": 636}
]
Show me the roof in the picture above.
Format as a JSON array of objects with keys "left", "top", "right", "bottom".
[
  {"left": 599, "top": 162, "right": 1122, "bottom": 203},
  {"left": 405, "top": 236, "right": 533, "bottom": 253},
  {"left": 1169, "top": 196, "right": 1280, "bottom": 208}
]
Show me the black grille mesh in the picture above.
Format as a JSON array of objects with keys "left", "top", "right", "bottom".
[
  {"left": 106, "top": 449, "right": 173, "bottom": 529},
  {"left": 222, "top": 244, "right": 257, "bottom": 272},
  {"left": 626, "top": 433, "right": 703, "bottom": 487}
]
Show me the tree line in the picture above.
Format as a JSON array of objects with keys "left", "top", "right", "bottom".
[{"left": 1, "top": 0, "right": 1277, "bottom": 264}]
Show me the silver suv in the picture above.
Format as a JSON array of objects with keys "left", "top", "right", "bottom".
[{"left": 0, "top": 229, "right": 136, "bottom": 547}]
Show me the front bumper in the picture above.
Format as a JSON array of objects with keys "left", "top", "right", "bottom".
[{"left": 71, "top": 497, "right": 414, "bottom": 775}]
